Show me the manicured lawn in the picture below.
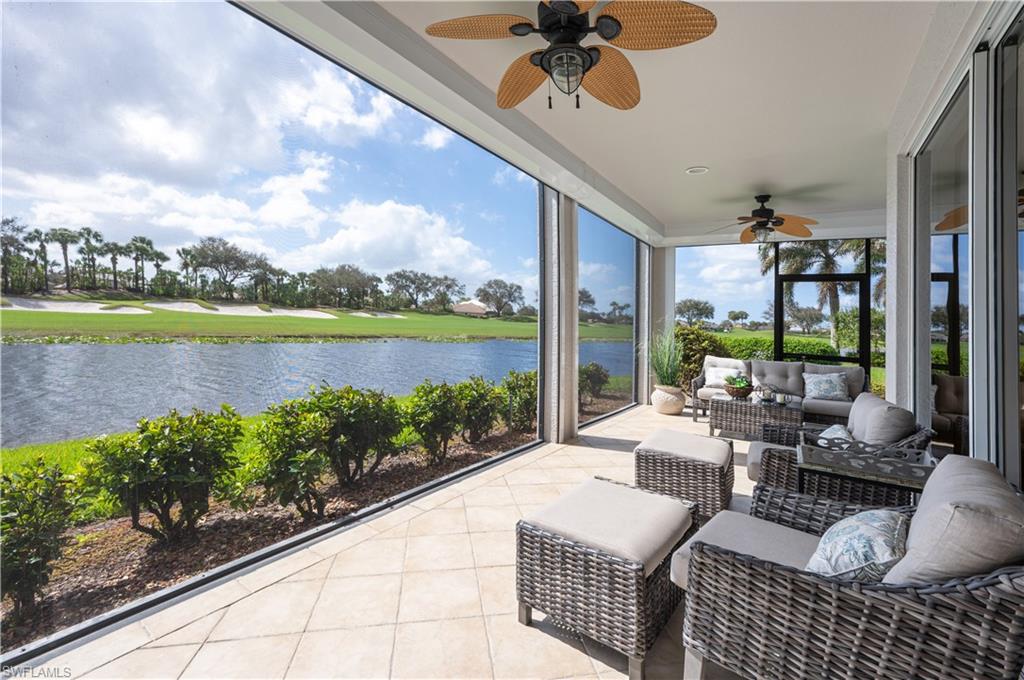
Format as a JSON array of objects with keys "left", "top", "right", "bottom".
[{"left": 0, "top": 300, "right": 633, "bottom": 341}]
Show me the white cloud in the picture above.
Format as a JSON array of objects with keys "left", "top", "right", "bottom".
[
  {"left": 415, "top": 125, "right": 455, "bottom": 150},
  {"left": 115, "top": 108, "right": 203, "bottom": 163},
  {"left": 276, "top": 68, "right": 398, "bottom": 145},
  {"left": 491, "top": 166, "right": 532, "bottom": 186},
  {"left": 252, "top": 151, "right": 332, "bottom": 237},
  {"left": 478, "top": 210, "right": 502, "bottom": 223},
  {"left": 579, "top": 261, "right": 617, "bottom": 280}
]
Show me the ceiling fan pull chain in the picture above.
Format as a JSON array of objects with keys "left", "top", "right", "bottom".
[
  {"left": 547, "top": 79, "right": 553, "bottom": 109},
  {"left": 575, "top": 93, "right": 580, "bottom": 109}
]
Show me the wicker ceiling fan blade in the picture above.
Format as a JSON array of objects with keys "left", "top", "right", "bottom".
[
  {"left": 496, "top": 52, "right": 547, "bottom": 109},
  {"left": 736, "top": 216, "right": 756, "bottom": 224},
  {"left": 599, "top": 1, "right": 717, "bottom": 50},
  {"left": 775, "top": 213, "right": 819, "bottom": 226},
  {"left": 581, "top": 46, "right": 640, "bottom": 110},
  {"left": 935, "top": 205, "right": 968, "bottom": 232},
  {"left": 774, "top": 221, "right": 813, "bottom": 238},
  {"left": 542, "top": 0, "right": 597, "bottom": 14},
  {"left": 739, "top": 226, "right": 757, "bottom": 244},
  {"left": 426, "top": 15, "right": 534, "bottom": 40}
]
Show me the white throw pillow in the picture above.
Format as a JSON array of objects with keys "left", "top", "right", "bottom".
[
  {"left": 805, "top": 510, "right": 908, "bottom": 582},
  {"left": 803, "top": 372, "right": 851, "bottom": 401},
  {"left": 808, "top": 424, "right": 853, "bottom": 447},
  {"left": 705, "top": 366, "right": 741, "bottom": 388}
]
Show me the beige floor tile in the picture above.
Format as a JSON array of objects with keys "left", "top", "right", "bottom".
[
  {"left": 377, "top": 521, "right": 411, "bottom": 539},
  {"left": 329, "top": 537, "right": 406, "bottom": 577},
  {"left": 308, "top": 524, "right": 379, "bottom": 559},
  {"left": 237, "top": 548, "right": 326, "bottom": 592},
  {"left": 534, "top": 452, "right": 585, "bottom": 469},
  {"left": 285, "top": 625, "right": 395, "bottom": 679},
  {"left": 517, "top": 503, "right": 546, "bottom": 517},
  {"left": 476, "top": 566, "right": 517, "bottom": 615},
  {"left": 486, "top": 613, "right": 595, "bottom": 679},
  {"left": 503, "top": 468, "right": 554, "bottom": 485},
  {"left": 307, "top": 574, "right": 402, "bottom": 630},
  {"left": 145, "top": 610, "right": 224, "bottom": 648},
  {"left": 465, "top": 504, "right": 522, "bottom": 533},
  {"left": 590, "top": 467, "right": 634, "bottom": 484},
  {"left": 391, "top": 617, "right": 492, "bottom": 679},
  {"left": 543, "top": 467, "right": 595, "bottom": 483},
  {"left": 181, "top": 634, "right": 300, "bottom": 679},
  {"left": 462, "top": 484, "right": 517, "bottom": 506},
  {"left": 398, "top": 569, "right": 482, "bottom": 622},
  {"left": 45, "top": 622, "right": 154, "bottom": 678},
  {"left": 208, "top": 580, "right": 323, "bottom": 641},
  {"left": 364, "top": 504, "right": 423, "bottom": 533},
  {"left": 404, "top": 533, "right": 475, "bottom": 572},
  {"left": 509, "top": 484, "right": 563, "bottom": 506},
  {"left": 283, "top": 557, "right": 335, "bottom": 582},
  {"left": 410, "top": 487, "right": 463, "bottom": 511},
  {"left": 136, "top": 580, "right": 251, "bottom": 641},
  {"left": 470, "top": 531, "right": 516, "bottom": 568},
  {"left": 84, "top": 644, "right": 200, "bottom": 679},
  {"left": 407, "top": 507, "right": 468, "bottom": 536}
]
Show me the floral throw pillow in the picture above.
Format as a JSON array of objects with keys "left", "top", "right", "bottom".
[
  {"left": 803, "top": 372, "right": 851, "bottom": 401},
  {"left": 805, "top": 510, "right": 909, "bottom": 582}
]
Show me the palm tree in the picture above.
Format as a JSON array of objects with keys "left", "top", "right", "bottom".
[
  {"left": 77, "top": 227, "right": 104, "bottom": 289},
  {"left": 46, "top": 227, "right": 80, "bottom": 292},
  {"left": 128, "top": 236, "right": 154, "bottom": 293},
  {"left": 150, "top": 250, "right": 170, "bottom": 295},
  {"left": 100, "top": 242, "right": 126, "bottom": 290},
  {"left": 1, "top": 218, "right": 26, "bottom": 294},
  {"left": 176, "top": 247, "right": 193, "bottom": 295},
  {"left": 758, "top": 240, "right": 862, "bottom": 350},
  {"left": 23, "top": 228, "right": 48, "bottom": 292}
]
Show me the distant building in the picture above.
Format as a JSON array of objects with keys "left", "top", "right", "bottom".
[{"left": 453, "top": 299, "right": 494, "bottom": 317}]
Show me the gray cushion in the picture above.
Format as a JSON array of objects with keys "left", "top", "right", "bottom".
[
  {"left": 696, "top": 386, "right": 728, "bottom": 401},
  {"left": 933, "top": 373, "right": 968, "bottom": 415},
  {"left": 931, "top": 412, "right": 953, "bottom": 436},
  {"left": 750, "top": 360, "right": 804, "bottom": 396},
  {"left": 525, "top": 478, "right": 693, "bottom": 575},
  {"left": 863, "top": 402, "right": 917, "bottom": 445},
  {"left": 635, "top": 429, "right": 732, "bottom": 468},
  {"left": 670, "top": 511, "right": 820, "bottom": 588},
  {"left": 802, "top": 397, "right": 854, "bottom": 419},
  {"left": 745, "top": 441, "right": 795, "bottom": 482},
  {"left": 883, "top": 456, "right": 1024, "bottom": 584},
  {"left": 702, "top": 356, "right": 750, "bottom": 378},
  {"left": 805, "top": 363, "right": 865, "bottom": 399},
  {"left": 847, "top": 392, "right": 891, "bottom": 441}
]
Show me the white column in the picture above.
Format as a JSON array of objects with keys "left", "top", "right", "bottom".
[
  {"left": 647, "top": 246, "right": 676, "bottom": 399},
  {"left": 885, "top": 154, "right": 919, "bottom": 412},
  {"left": 635, "top": 243, "right": 651, "bottom": 405}
]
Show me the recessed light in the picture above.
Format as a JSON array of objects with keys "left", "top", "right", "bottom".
[{"left": 685, "top": 166, "right": 709, "bottom": 175}]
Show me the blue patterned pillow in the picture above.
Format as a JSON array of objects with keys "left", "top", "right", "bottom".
[
  {"left": 805, "top": 510, "right": 908, "bottom": 582},
  {"left": 803, "top": 372, "right": 850, "bottom": 401}
]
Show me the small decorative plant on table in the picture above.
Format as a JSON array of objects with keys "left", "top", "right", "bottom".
[
  {"left": 649, "top": 330, "right": 685, "bottom": 415},
  {"left": 723, "top": 374, "right": 753, "bottom": 400}
]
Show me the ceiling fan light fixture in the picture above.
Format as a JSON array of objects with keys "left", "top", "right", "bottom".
[
  {"left": 541, "top": 45, "right": 592, "bottom": 95},
  {"left": 753, "top": 226, "right": 772, "bottom": 244}
]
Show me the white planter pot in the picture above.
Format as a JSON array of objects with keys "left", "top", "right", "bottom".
[{"left": 651, "top": 384, "right": 685, "bottom": 415}]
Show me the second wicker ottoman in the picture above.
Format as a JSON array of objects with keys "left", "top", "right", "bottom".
[
  {"left": 516, "top": 478, "right": 696, "bottom": 680},
  {"left": 634, "top": 429, "right": 734, "bottom": 523}
]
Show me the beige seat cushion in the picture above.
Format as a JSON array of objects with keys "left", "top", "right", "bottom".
[
  {"left": 745, "top": 441, "right": 795, "bottom": 482},
  {"left": 696, "top": 386, "right": 728, "bottom": 401},
  {"left": 524, "top": 479, "right": 693, "bottom": 575},
  {"left": 883, "top": 456, "right": 1024, "bottom": 585},
  {"left": 750, "top": 360, "right": 804, "bottom": 396},
  {"left": 805, "top": 363, "right": 865, "bottom": 399},
  {"left": 802, "top": 397, "right": 854, "bottom": 419},
  {"left": 670, "top": 511, "right": 820, "bottom": 588},
  {"left": 635, "top": 429, "right": 732, "bottom": 468}
]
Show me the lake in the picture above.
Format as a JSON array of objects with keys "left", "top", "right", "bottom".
[{"left": 0, "top": 339, "right": 634, "bottom": 447}]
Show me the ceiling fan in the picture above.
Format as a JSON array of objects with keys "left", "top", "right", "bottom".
[
  {"left": 934, "top": 188, "right": 1024, "bottom": 232},
  {"left": 732, "top": 195, "right": 817, "bottom": 244},
  {"left": 424, "top": 1, "right": 716, "bottom": 111}
]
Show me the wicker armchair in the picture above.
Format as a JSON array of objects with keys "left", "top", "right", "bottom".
[
  {"left": 682, "top": 485, "right": 1024, "bottom": 680},
  {"left": 690, "top": 371, "right": 708, "bottom": 422}
]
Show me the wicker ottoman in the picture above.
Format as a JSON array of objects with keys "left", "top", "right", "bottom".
[
  {"left": 634, "top": 429, "right": 734, "bottom": 523},
  {"left": 516, "top": 478, "right": 696, "bottom": 680}
]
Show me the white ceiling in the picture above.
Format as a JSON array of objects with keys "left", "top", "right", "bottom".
[{"left": 381, "top": 1, "right": 939, "bottom": 243}]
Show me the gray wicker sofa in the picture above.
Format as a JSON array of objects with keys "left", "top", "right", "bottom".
[
  {"left": 677, "top": 456, "right": 1024, "bottom": 680},
  {"left": 691, "top": 355, "right": 867, "bottom": 425}
]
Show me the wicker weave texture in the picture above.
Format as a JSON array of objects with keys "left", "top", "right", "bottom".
[
  {"left": 749, "top": 484, "right": 911, "bottom": 535},
  {"left": 683, "top": 542, "right": 1024, "bottom": 680},
  {"left": 757, "top": 447, "right": 800, "bottom": 491},
  {"left": 601, "top": 1, "right": 717, "bottom": 50},
  {"left": 801, "top": 470, "right": 913, "bottom": 506},
  {"left": 497, "top": 52, "right": 546, "bottom": 109},
  {"left": 581, "top": 46, "right": 640, "bottom": 110},
  {"left": 709, "top": 398, "right": 802, "bottom": 438},
  {"left": 426, "top": 14, "right": 532, "bottom": 40},
  {"left": 634, "top": 444, "right": 733, "bottom": 522}
]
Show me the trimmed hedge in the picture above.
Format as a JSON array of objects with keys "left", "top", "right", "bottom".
[{"left": 717, "top": 335, "right": 836, "bottom": 360}]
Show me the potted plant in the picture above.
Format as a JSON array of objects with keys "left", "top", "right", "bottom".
[
  {"left": 649, "top": 330, "right": 685, "bottom": 415},
  {"left": 723, "top": 374, "right": 753, "bottom": 400}
]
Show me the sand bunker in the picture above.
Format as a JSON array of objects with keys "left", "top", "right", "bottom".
[
  {"left": 2, "top": 298, "right": 152, "bottom": 314},
  {"left": 349, "top": 311, "right": 406, "bottom": 319},
  {"left": 145, "top": 301, "right": 336, "bottom": 319}
]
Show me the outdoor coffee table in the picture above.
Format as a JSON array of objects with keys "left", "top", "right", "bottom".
[
  {"left": 708, "top": 395, "right": 802, "bottom": 439},
  {"left": 796, "top": 443, "right": 935, "bottom": 506}
]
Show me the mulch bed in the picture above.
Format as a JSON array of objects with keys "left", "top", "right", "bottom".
[
  {"left": 0, "top": 430, "right": 535, "bottom": 652},
  {"left": 579, "top": 391, "right": 634, "bottom": 424}
]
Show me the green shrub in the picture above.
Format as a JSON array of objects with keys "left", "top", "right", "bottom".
[
  {"left": 675, "top": 325, "right": 729, "bottom": 388},
  {"left": 251, "top": 400, "right": 331, "bottom": 521},
  {"left": 578, "top": 362, "right": 611, "bottom": 405},
  {"left": 307, "top": 385, "right": 403, "bottom": 485},
  {"left": 501, "top": 369, "right": 538, "bottom": 433},
  {"left": 82, "top": 406, "right": 243, "bottom": 542},
  {"left": 0, "top": 458, "right": 75, "bottom": 618},
  {"left": 455, "top": 376, "right": 504, "bottom": 444},
  {"left": 407, "top": 380, "right": 462, "bottom": 464},
  {"left": 716, "top": 336, "right": 837, "bottom": 361}
]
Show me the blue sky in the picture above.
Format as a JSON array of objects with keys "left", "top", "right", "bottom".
[{"left": 1, "top": 1, "right": 634, "bottom": 312}]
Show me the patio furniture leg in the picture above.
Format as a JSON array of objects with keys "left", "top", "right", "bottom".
[
  {"left": 627, "top": 655, "right": 644, "bottom": 680},
  {"left": 682, "top": 647, "right": 708, "bottom": 680},
  {"left": 517, "top": 602, "right": 532, "bottom": 626}
]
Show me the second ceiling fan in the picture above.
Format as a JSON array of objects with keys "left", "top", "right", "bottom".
[{"left": 425, "top": 1, "right": 716, "bottom": 110}]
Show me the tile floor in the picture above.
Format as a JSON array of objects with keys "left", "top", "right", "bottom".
[{"left": 39, "top": 406, "right": 753, "bottom": 679}]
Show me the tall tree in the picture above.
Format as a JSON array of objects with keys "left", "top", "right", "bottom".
[
  {"left": 128, "top": 236, "right": 155, "bottom": 293},
  {"left": 427, "top": 275, "right": 464, "bottom": 311},
  {"left": 100, "top": 242, "right": 127, "bottom": 290},
  {"left": 24, "top": 228, "right": 48, "bottom": 292},
  {"left": 384, "top": 269, "right": 434, "bottom": 308},
  {"left": 675, "top": 298, "right": 715, "bottom": 326},
  {"left": 476, "top": 279, "right": 524, "bottom": 315},
  {"left": 46, "top": 227, "right": 80, "bottom": 292},
  {"left": 1, "top": 218, "right": 27, "bottom": 294},
  {"left": 727, "top": 310, "right": 749, "bottom": 325},
  {"left": 190, "top": 237, "right": 252, "bottom": 298},
  {"left": 578, "top": 288, "right": 596, "bottom": 313},
  {"left": 77, "top": 227, "right": 104, "bottom": 289},
  {"left": 787, "top": 304, "right": 825, "bottom": 334}
]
